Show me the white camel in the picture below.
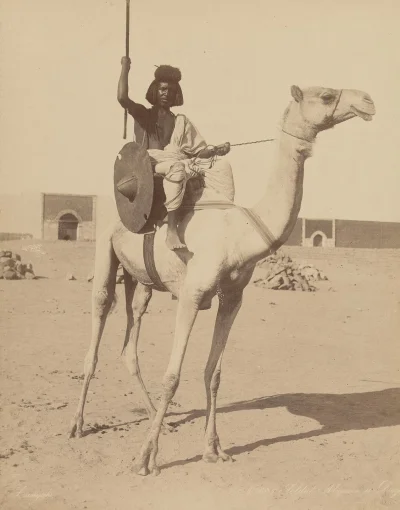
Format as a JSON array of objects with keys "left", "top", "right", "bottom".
[{"left": 69, "top": 85, "right": 375, "bottom": 475}]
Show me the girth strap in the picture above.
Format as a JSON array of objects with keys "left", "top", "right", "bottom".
[{"left": 143, "top": 232, "right": 168, "bottom": 292}]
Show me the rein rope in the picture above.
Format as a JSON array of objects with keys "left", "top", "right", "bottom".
[{"left": 231, "top": 138, "right": 275, "bottom": 147}]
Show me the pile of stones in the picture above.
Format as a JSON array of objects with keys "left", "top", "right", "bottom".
[
  {"left": 0, "top": 250, "right": 36, "bottom": 280},
  {"left": 253, "top": 252, "right": 328, "bottom": 291}
]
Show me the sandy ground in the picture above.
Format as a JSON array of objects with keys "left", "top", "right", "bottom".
[{"left": 1, "top": 239, "right": 399, "bottom": 510}]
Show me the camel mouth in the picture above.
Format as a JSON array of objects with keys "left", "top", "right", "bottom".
[{"left": 350, "top": 106, "right": 375, "bottom": 122}]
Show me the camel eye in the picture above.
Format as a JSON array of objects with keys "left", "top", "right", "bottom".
[{"left": 321, "top": 93, "right": 335, "bottom": 102}]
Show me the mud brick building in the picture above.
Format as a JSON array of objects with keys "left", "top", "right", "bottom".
[
  {"left": 41, "top": 193, "right": 97, "bottom": 241},
  {"left": 286, "top": 218, "right": 400, "bottom": 249}
]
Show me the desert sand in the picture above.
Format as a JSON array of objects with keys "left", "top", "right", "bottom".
[{"left": 1, "top": 239, "right": 399, "bottom": 510}]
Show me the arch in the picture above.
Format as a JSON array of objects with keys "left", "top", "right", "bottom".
[
  {"left": 58, "top": 212, "right": 80, "bottom": 241},
  {"left": 55, "top": 209, "right": 83, "bottom": 223},
  {"left": 310, "top": 230, "right": 328, "bottom": 248}
]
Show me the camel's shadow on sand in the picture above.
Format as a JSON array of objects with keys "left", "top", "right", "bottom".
[{"left": 161, "top": 387, "right": 400, "bottom": 469}]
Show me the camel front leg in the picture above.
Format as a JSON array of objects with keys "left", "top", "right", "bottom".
[
  {"left": 134, "top": 284, "right": 203, "bottom": 476},
  {"left": 203, "top": 289, "right": 243, "bottom": 463}
]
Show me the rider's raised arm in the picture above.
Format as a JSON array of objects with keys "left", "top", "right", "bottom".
[{"left": 117, "top": 57, "right": 147, "bottom": 120}]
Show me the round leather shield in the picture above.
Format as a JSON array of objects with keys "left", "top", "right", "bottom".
[{"left": 114, "top": 142, "right": 154, "bottom": 233}]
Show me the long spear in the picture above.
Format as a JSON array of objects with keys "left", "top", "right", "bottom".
[{"left": 123, "top": 0, "right": 130, "bottom": 139}]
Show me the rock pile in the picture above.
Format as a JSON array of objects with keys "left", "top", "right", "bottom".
[
  {"left": 253, "top": 253, "right": 328, "bottom": 291},
  {"left": 0, "top": 250, "right": 36, "bottom": 280}
]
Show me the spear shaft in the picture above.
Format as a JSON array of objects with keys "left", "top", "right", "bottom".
[{"left": 123, "top": 0, "right": 130, "bottom": 139}]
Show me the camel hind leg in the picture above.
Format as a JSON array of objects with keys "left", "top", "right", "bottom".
[
  {"left": 122, "top": 272, "right": 175, "bottom": 431},
  {"left": 69, "top": 227, "right": 119, "bottom": 438},
  {"left": 122, "top": 273, "right": 156, "bottom": 418}
]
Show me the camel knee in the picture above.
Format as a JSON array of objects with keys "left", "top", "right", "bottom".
[
  {"left": 162, "top": 373, "right": 180, "bottom": 401},
  {"left": 92, "top": 289, "right": 114, "bottom": 317}
]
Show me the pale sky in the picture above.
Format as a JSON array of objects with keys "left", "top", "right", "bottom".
[{"left": 1, "top": 0, "right": 399, "bottom": 221}]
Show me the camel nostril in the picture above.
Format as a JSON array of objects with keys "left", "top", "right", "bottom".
[{"left": 363, "top": 94, "right": 373, "bottom": 103}]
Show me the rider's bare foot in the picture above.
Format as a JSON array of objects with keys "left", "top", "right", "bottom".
[
  {"left": 166, "top": 210, "right": 186, "bottom": 250},
  {"left": 166, "top": 230, "right": 186, "bottom": 251}
]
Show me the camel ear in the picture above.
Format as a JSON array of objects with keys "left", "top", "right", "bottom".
[{"left": 291, "top": 85, "right": 303, "bottom": 102}]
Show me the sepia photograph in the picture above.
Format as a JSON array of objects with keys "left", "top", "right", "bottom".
[{"left": 0, "top": 0, "right": 399, "bottom": 508}]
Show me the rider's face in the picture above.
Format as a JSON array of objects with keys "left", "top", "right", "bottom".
[{"left": 157, "top": 82, "right": 176, "bottom": 107}]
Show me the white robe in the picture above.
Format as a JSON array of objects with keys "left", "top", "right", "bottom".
[{"left": 147, "top": 114, "right": 235, "bottom": 209}]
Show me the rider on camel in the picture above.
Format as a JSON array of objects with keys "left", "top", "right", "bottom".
[{"left": 117, "top": 58, "right": 234, "bottom": 250}]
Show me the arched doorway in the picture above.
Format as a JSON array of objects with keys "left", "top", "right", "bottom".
[
  {"left": 310, "top": 230, "right": 328, "bottom": 247},
  {"left": 313, "top": 234, "right": 323, "bottom": 247},
  {"left": 58, "top": 213, "right": 79, "bottom": 240}
]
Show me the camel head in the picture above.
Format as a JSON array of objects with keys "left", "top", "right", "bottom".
[{"left": 290, "top": 85, "right": 376, "bottom": 133}]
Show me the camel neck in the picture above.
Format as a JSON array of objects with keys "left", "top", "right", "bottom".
[{"left": 246, "top": 106, "right": 316, "bottom": 260}]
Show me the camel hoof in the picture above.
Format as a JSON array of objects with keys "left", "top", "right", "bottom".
[
  {"left": 217, "top": 444, "right": 232, "bottom": 462},
  {"left": 134, "top": 464, "right": 150, "bottom": 477},
  {"left": 69, "top": 424, "right": 83, "bottom": 439},
  {"left": 203, "top": 450, "right": 232, "bottom": 463},
  {"left": 218, "top": 452, "right": 232, "bottom": 462},
  {"left": 151, "top": 466, "right": 161, "bottom": 476},
  {"left": 202, "top": 452, "right": 219, "bottom": 463}
]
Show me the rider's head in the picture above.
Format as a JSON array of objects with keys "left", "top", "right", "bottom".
[{"left": 146, "top": 65, "right": 183, "bottom": 107}]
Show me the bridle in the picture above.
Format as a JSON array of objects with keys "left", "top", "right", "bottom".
[
  {"left": 331, "top": 89, "right": 343, "bottom": 118},
  {"left": 282, "top": 89, "right": 343, "bottom": 143},
  {"left": 281, "top": 128, "right": 314, "bottom": 144}
]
